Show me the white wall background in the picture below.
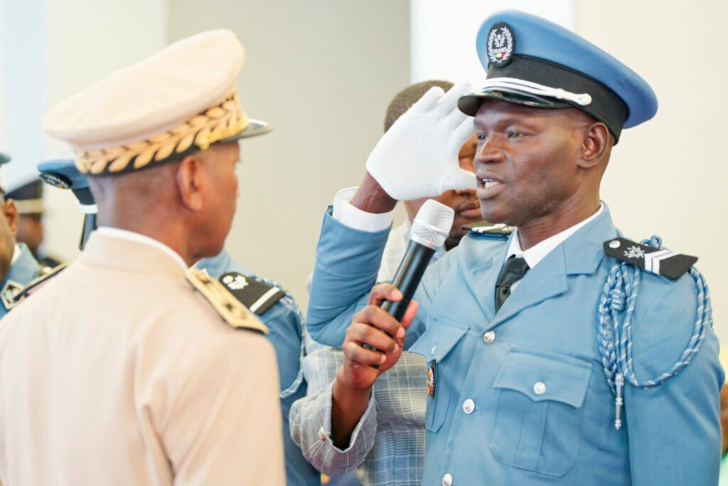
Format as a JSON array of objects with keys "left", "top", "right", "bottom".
[
  {"left": 0, "top": 0, "right": 6, "bottom": 152},
  {"left": 0, "top": 0, "right": 46, "bottom": 191},
  {"left": 2, "top": 1, "right": 726, "bottom": 342}
]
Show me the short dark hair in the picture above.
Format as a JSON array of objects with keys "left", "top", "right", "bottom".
[{"left": 384, "top": 80, "right": 454, "bottom": 133}]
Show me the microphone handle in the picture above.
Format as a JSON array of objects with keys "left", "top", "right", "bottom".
[
  {"left": 381, "top": 241, "right": 435, "bottom": 320},
  {"left": 364, "top": 241, "right": 435, "bottom": 367}
]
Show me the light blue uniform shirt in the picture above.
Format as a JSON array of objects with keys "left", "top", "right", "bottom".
[
  {"left": 197, "top": 250, "right": 320, "bottom": 486},
  {"left": 307, "top": 206, "right": 722, "bottom": 485}
]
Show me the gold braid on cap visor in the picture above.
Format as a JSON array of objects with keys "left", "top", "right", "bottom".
[{"left": 75, "top": 90, "right": 247, "bottom": 175}]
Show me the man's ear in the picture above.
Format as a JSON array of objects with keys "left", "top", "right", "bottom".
[
  {"left": 176, "top": 155, "right": 204, "bottom": 211},
  {"left": 2, "top": 199, "right": 18, "bottom": 236},
  {"left": 579, "top": 122, "right": 611, "bottom": 169}
]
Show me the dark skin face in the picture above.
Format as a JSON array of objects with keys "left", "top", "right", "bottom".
[
  {"left": 473, "top": 99, "right": 609, "bottom": 249},
  {"left": 14, "top": 213, "right": 43, "bottom": 256},
  {"left": 194, "top": 142, "right": 241, "bottom": 259},
  {"left": 0, "top": 198, "right": 18, "bottom": 281}
]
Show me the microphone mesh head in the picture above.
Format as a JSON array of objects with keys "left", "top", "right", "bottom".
[{"left": 411, "top": 199, "right": 455, "bottom": 249}]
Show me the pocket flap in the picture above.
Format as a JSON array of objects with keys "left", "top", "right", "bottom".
[
  {"left": 410, "top": 319, "right": 469, "bottom": 363},
  {"left": 493, "top": 350, "right": 592, "bottom": 408}
]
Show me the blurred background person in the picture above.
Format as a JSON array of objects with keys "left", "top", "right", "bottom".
[
  {"left": 0, "top": 151, "right": 48, "bottom": 317},
  {"left": 5, "top": 176, "right": 63, "bottom": 268}
]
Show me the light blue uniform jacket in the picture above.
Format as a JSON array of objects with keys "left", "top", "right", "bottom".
[
  {"left": 197, "top": 250, "right": 320, "bottom": 486},
  {"left": 307, "top": 206, "right": 722, "bottom": 485},
  {"left": 0, "top": 243, "right": 43, "bottom": 317}
]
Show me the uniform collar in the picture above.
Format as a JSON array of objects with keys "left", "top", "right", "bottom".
[
  {"left": 507, "top": 203, "right": 604, "bottom": 269},
  {"left": 10, "top": 244, "right": 20, "bottom": 266},
  {"left": 96, "top": 227, "right": 187, "bottom": 270}
]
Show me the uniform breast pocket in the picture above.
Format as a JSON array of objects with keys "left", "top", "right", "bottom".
[
  {"left": 410, "top": 320, "right": 470, "bottom": 434},
  {"left": 489, "top": 349, "right": 593, "bottom": 477}
]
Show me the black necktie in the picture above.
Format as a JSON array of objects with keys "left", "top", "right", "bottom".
[{"left": 495, "top": 256, "right": 530, "bottom": 311}]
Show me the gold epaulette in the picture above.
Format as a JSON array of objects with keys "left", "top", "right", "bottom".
[
  {"left": 185, "top": 268, "right": 269, "bottom": 334},
  {"left": 14, "top": 263, "right": 69, "bottom": 303}
]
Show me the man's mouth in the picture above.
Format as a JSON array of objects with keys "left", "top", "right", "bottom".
[{"left": 478, "top": 177, "right": 502, "bottom": 188}]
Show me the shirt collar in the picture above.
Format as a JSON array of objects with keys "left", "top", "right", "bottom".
[
  {"left": 96, "top": 227, "right": 188, "bottom": 270},
  {"left": 10, "top": 244, "right": 20, "bottom": 266},
  {"left": 506, "top": 203, "right": 604, "bottom": 268}
]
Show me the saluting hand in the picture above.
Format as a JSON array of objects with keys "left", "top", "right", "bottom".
[{"left": 365, "top": 82, "right": 477, "bottom": 201}]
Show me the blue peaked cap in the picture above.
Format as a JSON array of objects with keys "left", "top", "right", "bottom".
[
  {"left": 459, "top": 10, "right": 658, "bottom": 142},
  {"left": 37, "top": 155, "right": 97, "bottom": 250},
  {"left": 37, "top": 156, "right": 94, "bottom": 206}
]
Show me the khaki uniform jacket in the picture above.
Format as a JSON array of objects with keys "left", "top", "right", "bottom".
[{"left": 0, "top": 232, "right": 285, "bottom": 485}]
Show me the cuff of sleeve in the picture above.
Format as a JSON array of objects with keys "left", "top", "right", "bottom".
[
  {"left": 333, "top": 186, "right": 393, "bottom": 233},
  {"left": 298, "top": 381, "right": 378, "bottom": 477}
]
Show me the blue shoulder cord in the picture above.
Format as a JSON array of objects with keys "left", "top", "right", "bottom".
[{"left": 597, "top": 235, "right": 713, "bottom": 430}]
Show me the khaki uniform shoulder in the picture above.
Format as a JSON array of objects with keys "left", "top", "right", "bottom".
[{"left": 185, "top": 268, "right": 269, "bottom": 334}]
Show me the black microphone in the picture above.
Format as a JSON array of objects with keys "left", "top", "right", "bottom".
[{"left": 364, "top": 199, "right": 454, "bottom": 363}]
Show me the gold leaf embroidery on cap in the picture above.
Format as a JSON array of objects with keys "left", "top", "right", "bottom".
[{"left": 75, "top": 90, "right": 248, "bottom": 175}]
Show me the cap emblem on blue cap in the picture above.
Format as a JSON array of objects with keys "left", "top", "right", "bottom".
[
  {"left": 459, "top": 10, "right": 659, "bottom": 142},
  {"left": 39, "top": 172, "right": 72, "bottom": 190},
  {"left": 487, "top": 23, "right": 515, "bottom": 67}
]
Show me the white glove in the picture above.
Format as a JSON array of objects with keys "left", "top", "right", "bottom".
[{"left": 365, "top": 82, "right": 477, "bottom": 201}]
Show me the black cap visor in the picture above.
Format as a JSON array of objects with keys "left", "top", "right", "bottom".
[
  {"left": 459, "top": 88, "right": 570, "bottom": 116},
  {"left": 461, "top": 55, "right": 628, "bottom": 142}
]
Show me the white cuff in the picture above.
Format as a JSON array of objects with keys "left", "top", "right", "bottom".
[{"left": 332, "top": 187, "right": 393, "bottom": 233}]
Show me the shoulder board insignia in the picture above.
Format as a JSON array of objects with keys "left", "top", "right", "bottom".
[
  {"left": 466, "top": 222, "right": 515, "bottom": 237},
  {"left": 603, "top": 237, "right": 697, "bottom": 280},
  {"left": 14, "top": 263, "right": 68, "bottom": 303},
  {"left": 185, "top": 268, "right": 269, "bottom": 334},
  {"left": 219, "top": 272, "right": 285, "bottom": 316}
]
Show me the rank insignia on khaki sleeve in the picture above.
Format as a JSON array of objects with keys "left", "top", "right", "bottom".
[
  {"left": 603, "top": 237, "right": 697, "bottom": 280},
  {"left": 185, "top": 268, "right": 269, "bottom": 334}
]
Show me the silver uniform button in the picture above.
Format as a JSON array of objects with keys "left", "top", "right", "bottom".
[
  {"left": 483, "top": 330, "right": 496, "bottom": 344},
  {"left": 533, "top": 382, "right": 547, "bottom": 395},
  {"left": 463, "top": 399, "right": 475, "bottom": 414},
  {"left": 442, "top": 473, "right": 453, "bottom": 486},
  {"left": 431, "top": 345, "right": 437, "bottom": 355},
  {"left": 609, "top": 240, "right": 621, "bottom": 249}
]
